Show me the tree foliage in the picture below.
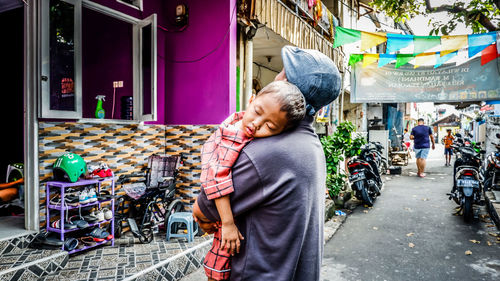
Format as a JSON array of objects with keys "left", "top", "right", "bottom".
[
  {"left": 370, "top": 0, "right": 500, "bottom": 34},
  {"left": 321, "top": 121, "right": 366, "bottom": 199}
]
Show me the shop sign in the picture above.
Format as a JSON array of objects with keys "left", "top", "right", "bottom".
[{"left": 351, "top": 57, "right": 500, "bottom": 103}]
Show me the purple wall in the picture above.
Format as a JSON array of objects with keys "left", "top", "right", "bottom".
[
  {"left": 88, "top": 0, "right": 166, "bottom": 124},
  {"left": 163, "top": 0, "right": 236, "bottom": 125},
  {"left": 82, "top": 8, "right": 133, "bottom": 119},
  {"left": 85, "top": 0, "right": 236, "bottom": 125}
]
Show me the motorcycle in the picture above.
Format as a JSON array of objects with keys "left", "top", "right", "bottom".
[
  {"left": 347, "top": 149, "right": 382, "bottom": 206},
  {"left": 448, "top": 144, "right": 484, "bottom": 222},
  {"left": 482, "top": 133, "right": 500, "bottom": 192}
]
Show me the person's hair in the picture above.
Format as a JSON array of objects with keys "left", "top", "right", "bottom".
[
  {"left": 404, "top": 129, "right": 408, "bottom": 132},
  {"left": 255, "top": 80, "right": 306, "bottom": 129},
  {"left": 418, "top": 118, "right": 424, "bottom": 122}
]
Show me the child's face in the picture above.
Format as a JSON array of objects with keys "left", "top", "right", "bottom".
[{"left": 241, "top": 93, "right": 288, "bottom": 138}]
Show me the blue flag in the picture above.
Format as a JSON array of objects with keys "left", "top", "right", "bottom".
[
  {"left": 386, "top": 33, "right": 414, "bottom": 53},
  {"left": 468, "top": 32, "right": 496, "bottom": 58}
]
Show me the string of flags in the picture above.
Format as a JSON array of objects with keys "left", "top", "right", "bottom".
[{"left": 333, "top": 26, "right": 500, "bottom": 68}]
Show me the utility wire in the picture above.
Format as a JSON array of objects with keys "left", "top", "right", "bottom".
[{"left": 167, "top": 2, "right": 238, "bottom": 63}]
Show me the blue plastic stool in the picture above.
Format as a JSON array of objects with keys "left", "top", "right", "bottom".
[{"left": 166, "top": 212, "right": 198, "bottom": 243}]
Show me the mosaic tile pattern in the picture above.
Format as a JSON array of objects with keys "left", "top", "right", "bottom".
[
  {"left": 0, "top": 240, "right": 68, "bottom": 281},
  {"left": 38, "top": 123, "right": 215, "bottom": 225},
  {"left": 165, "top": 125, "right": 216, "bottom": 208},
  {"left": 0, "top": 232, "right": 37, "bottom": 254},
  {"left": 39, "top": 231, "right": 212, "bottom": 281}
]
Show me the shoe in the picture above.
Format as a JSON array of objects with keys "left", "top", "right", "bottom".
[
  {"left": 87, "top": 188, "right": 97, "bottom": 202},
  {"left": 79, "top": 190, "right": 90, "bottom": 204},
  {"left": 89, "top": 210, "right": 105, "bottom": 222},
  {"left": 102, "top": 208, "right": 113, "bottom": 220},
  {"left": 418, "top": 173, "right": 426, "bottom": 178}
]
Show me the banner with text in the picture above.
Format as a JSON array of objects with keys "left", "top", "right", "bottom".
[{"left": 351, "top": 57, "right": 500, "bottom": 103}]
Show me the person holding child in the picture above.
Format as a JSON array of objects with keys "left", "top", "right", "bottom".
[
  {"left": 193, "top": 45, "right": 341, "bottom": 281},
  {"left": 198, "top": 80, "right": 306, "bottom": 281}
]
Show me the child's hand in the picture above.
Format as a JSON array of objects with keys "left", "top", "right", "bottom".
[{"left": 220, "top": 221, "right": 244, "bottom": 256}]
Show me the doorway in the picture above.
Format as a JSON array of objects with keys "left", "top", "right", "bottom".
[{"left": 0, "top": 3, "right": 26, "bottom": 238}]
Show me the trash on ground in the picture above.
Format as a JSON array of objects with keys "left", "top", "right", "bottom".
[{"left": 335, "top": 210, "right": 346, "bottom": 216}]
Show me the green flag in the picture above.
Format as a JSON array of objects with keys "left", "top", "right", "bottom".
[
  {"left": 334, "top": 27, "right": 361, "bottom": 48},
  {"left": 413, "top": 36, "right": 440, "bottom": 55},
  {"left": 348, "top": 54, "right": 363, "bottom": 66},
  {"left": 395, "top": 54, "right": 415, "bottom": 68}
]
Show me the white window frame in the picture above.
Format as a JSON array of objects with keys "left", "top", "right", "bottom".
[
  {"left": 40, "top": 0, "right": 82, "bottom": 119},
  {"left": 40, "top": 0, "right": 157, "bottom": 122}
]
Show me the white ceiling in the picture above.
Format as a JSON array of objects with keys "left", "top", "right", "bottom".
[{"left": 253, "top": 26, "right": 292, "bottom": 73}]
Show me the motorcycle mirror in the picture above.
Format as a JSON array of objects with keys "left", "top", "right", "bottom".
[{"left": 496, "top": 133, "right": 500, "bottom": 139}]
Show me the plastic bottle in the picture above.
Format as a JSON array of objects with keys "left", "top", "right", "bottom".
[{"left": 95, "top": 95, "right": 106, "bottom": 119}]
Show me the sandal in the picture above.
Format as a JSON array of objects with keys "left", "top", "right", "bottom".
[
  {"left": 97, "top": 190, "right": 113, "bottom": 201},
  {"left": 79, "top": 236, "right": 96, "bottom": 247},
  {"left": 69, "top": 215, "right": 90, "bottom": 229},
  {"left": 88, "top": 227, "right": 110, "bottom": 242}
]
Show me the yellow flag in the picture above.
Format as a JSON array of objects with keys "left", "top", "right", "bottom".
[
  {"left": 361, "top": 31, "right": 387, "bottom": 52},
  {"left": 362, "top": 54, "right": 379, "bottom": 68},
  {"left": 414, "top": 52, "right": 436, "bottom": 68},
  {"left": 440, "top": 35, "right": 467, "bottom": 56}
]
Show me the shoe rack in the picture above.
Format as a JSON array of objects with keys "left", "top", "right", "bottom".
[{"left": 45, "top": 175, "right": 115, "bottom": 254}]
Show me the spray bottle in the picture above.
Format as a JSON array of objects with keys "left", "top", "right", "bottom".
[{"left": 95, "top": 95, "right": 106, "bottom": 119}]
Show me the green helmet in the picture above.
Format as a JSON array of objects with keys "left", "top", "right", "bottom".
[{"left": 53, "top": 153, "right": 87, "bottom": 182}]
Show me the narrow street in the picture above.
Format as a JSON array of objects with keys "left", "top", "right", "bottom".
[{"left": 322, "top": 145, "right": 500, "bottom": 281}]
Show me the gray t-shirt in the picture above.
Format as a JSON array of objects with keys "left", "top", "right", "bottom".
[{"left": 197, "top": 116, "right": 326, "bottom": 281}]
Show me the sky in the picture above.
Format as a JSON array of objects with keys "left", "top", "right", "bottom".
[{"left": 407, "top": 0, "right": 472, "bottom": 36}]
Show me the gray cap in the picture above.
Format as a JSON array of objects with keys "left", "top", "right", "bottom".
[{"left": 281, "top": 45, "right": 341, "bottom": 116}]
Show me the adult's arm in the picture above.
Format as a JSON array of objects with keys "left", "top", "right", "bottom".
[
  {"left": 196, "top": 151, "right": 263, "bottom": 222},
  {"left": 410, "top": 128, "right": 415, "bottom": 140}
]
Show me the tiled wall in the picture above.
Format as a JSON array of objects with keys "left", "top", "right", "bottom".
[{"left": 38, "top": 122, "right": 216, "bottom": 225}]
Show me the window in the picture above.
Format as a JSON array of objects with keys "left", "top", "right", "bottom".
[
  {"left": 116, "top": 0, "right": 143, "bottom": 11},
  {"left": 40, "top": 0, "right": 156, "bottom": 121}
]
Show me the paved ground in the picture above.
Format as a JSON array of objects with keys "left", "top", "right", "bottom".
[
  {"left": 322, "top": 145, "right": 500, "bottom": 281},
  {"left": 181, "top": 145, "right": 500, "bottom": 281}
]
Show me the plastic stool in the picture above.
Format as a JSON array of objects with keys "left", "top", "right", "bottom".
[{"left": 166, "top": 212, "right": 198, "bottom": 243}]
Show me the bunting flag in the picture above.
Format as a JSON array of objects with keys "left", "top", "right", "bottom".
[
  {"left": 333, "top": 27, "right": 499, "bottom": 65},
  {"left": 481, "top": 43, "right": 499, "bottom": 65},
  {"left": 362, "top": 54, "right": 379, "bottom": 67},
  {"left": 440, "top": 35, "right": 468, "bottom": 56},
  {"left": 386, "top": 33, "right": 414, "bottom": 53},
  {"left": 468, "top": 32, "right": 496, "bottom": 58},
  {"left": 413, "top": 35, "right": 440, "bottom": 54},
  {"left": 395, "top": 54, "right": 415, "bottom": 68},
  {"left": 348, "top": 54, "right": 363, "bottom": 66},
  {"left": 378, "top": 54, "right": 396, "bottom": 67},
  {"left": 435, "top": 51, "right": 458, "bottom": 68},
  {"left": 333, "top": 26, "right": 361, "bottom": 48},
  {"left": 360, "top": 31, "right": 387, "bottom": 51},
  {"left": 414, "top": 52, "right": 436, "bottom": 69},
  {"left": 349, "top": 45, "right": 499, "bottom": 69}
]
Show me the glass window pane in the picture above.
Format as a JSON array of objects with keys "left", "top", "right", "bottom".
[
  {"left": 49, "top": 0, "right": 75, "bottom": 111},
  {"left": 142, "top": 24, "right": 151, "bottom": 115}
]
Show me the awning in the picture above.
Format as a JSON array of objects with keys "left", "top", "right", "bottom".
[{"left": 253, "top": 0, "right": 344, "bottom": 72}]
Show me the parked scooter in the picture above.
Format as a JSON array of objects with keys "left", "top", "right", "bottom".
[
  {"left": 448, "top": 144, "right": 484, "bottom": 222},
  {"left": 482, "top": 133, "right": 500, "bottom": 192},
  {"left": 347, "top": 150, "right": 382, "bottom": 206}
]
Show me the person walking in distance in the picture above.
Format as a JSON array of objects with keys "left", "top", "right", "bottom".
[
  {"left": 442, "top": 129, "right": 455, "bottom": 166},
  {"left": 403, "top": 128, "right": 411, "bottom": 151},
  {"left": 410, "top": 118, "right": 435, "bottom": 177}
]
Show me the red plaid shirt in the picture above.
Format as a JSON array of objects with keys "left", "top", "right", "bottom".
[{"left": 201, "top": 112, "right": 252, "bottom": 200}]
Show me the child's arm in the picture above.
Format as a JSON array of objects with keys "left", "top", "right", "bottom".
[{"left": 214, "top": 195, "right": 244, "bottom": 255}]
